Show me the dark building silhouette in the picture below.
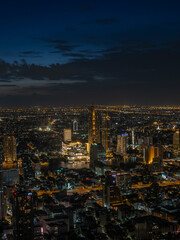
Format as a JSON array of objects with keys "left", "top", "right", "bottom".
[
  {"left": 12, "top": 189, "right": 35, "bottom": 240},
  {"left": 0, "top": 167, "right": 5, "bottom": 222},
  {"left": 103, "top": 173, "right": 121, "bottom": 208},
  {"left": 90, "top": 143, "right": 106, "bottom": 170}
]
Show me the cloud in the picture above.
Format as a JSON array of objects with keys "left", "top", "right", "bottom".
[
  {"left": 49, "top": 51, "right": 61, "bottom": 54},
  {"left": 0, "top": 84, "right": 17, "bottom": 87},
  {"left": 19, "top": 55, "right": 42, "bottom": 58},
  {"left": 53, "top": 44, "right": 80, "bottom": 52},
  {"left": 41, "top": 38, "right": 80, "bottom": 52},
  {"left": 41, "top": 39, "right": 68, "bottom": 44},
  {"left": 0, "top": 79, "right": 12, "bottom": 83},
  {"left": 82, "top": 18, "right": 118, "bottom": 25},
  {"left": 0, "top": 39, "right": 180, "bottom": 105},
  {"left": 19, "top": 51, "right": 42, "bottom": 59},
  {"left": 62, "top": 53, "right": 86, "bottom": 58},
  {"left": 20, "top": 51, "right": 41, "bottom": 55},
  {"left": 97, "top": 46, "right": 121, "bottom": 53}
]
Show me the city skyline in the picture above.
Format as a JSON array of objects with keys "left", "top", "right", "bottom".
[
  {"left": 0, "top": 0, "right": 180, "bottom": 106},
  {"left": 0, "top": 104, "right": 180, "bottom": 239}
]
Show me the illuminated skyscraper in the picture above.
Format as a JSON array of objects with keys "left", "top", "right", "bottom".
[
  {"left": 143, "top": 136, "right": 153, "bottom": 146},
  {"left": 132, "top": 129, "right": 135, "bottom": 149},
  {"left": 173, "top": 130, "right": 180, "bottom": 156},
  {"left": 73, "top": 120, "right": 78, "bottom": 132},
  {"left": 88, "top": 106, "right": 100, "bottom": 146},
  {"left": 173, "top": 130, "right": 179, "bottom": 146},
  {"left": 101, "top": 113, "right": 110, "bottom": 154},
  {"left": 3, "top": 136, "right": 17, "bottom": 169},
  {"left": 143, "top": 146, "right": 161, "bottom": 164},
  {"left": 116, "top": 134, "right": 128, "bottom": 155},
  {"left": 63, "top": 129, "right": 72, "bottom": 142}
]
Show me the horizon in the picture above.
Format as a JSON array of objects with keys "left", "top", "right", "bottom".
[{"left": 0, "top": 104, "right": 180, "bottom": 109}]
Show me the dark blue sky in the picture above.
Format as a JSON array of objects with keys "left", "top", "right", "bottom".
[{"left": 0, "top": 0, "right": 180, "bottom": 106}]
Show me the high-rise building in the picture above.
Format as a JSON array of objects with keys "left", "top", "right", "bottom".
[
  {"left": 90, "top": 143, "right": 106, "bottom": 170},
  {"left": 103, "top": 173, "right": 121, "bottom": 208},
  {"left": 101, "top": 113, "right": 110, "bottom": 154},
  {"left": 73, "top": 120, "right": 78, "bottom": 132},
  {"left": 88, "top": 106, "right": 100, "bottom": 146},
  {"left": 143, "top": 146, "right": 162, "bottom": 164},
  {"left": 132, "top": 129, "right": 135, "bottom": 149},
  {"left": 12, "top": 189, "right": 35, "bottom": 240},
  {"left": 173, "top": 130, "right": 179, "bottom": 147},
  {"left": 173, "top": 130, "right": 180, "bottom": 156},
  {"left": 90, "top": 143, "right": 98, "bottom": 169},
  {"left": 63, "top": 129, "right": 72, "bottom": 142},
  {"left": 0, "top": 165, "right": 5, "bottom": 222},
  {"left": 3, "top": 136, "right": 17, "bottom": 169},
  {"left": 116, "top": 134, "right": 128, "bottom": 155},
  {"left": 143, "top": 145, "right": 149, "bottom": 164},
  {"left": 143, "top": 136, "right": 153, "bottom": 146}
]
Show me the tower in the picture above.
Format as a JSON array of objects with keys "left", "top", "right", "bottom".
[
  {"left": 0, "top": 167, "right": 5, "bottom": 222},
  {"left": 101, "top": 113, "right": 110, "bottom": 154},
  {"left": 0, "top": 150, "right": 3, "bottom": 222},
  {"left": 90, "top": 143, "right": 106, "bottom": 170},
  {"left": 143, "top": 136, "right": 153, "bottom": 146},
  {"left": 88, "top": 106, "right": 100, "bottom": 146},
  {"left": 116, "top": 134, "right": 128, "bottom": 155},
  {"left": 73, "top": 120, "right": 78, "bottom": 132},
  {"left": 12, "top": 189, "right": 35, "bottom": 240},
  {"left": 143, "top": 146, "right": 161, "bottom": 164},
  {"left": 103, "top": 173, "right": 121, "bottom": 208},
  {"left": 3, "top": 136, "right": 17, "bottom": 169},
  {"left": 90, "top": 143, "right": 98, "bottom": 170},
  {"left": 173, "top": 130, "right": 180, "bottom": 156},
  {"left": 132, "top": 129, "right": 135, "bottom": 149},
  {"left": 63, "top": 129, "right": 72, "bottom": 142},
  {"left": 173, "top": 130, "right": 179, "bottom": 146}
]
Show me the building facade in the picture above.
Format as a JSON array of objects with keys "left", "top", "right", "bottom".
[
  {"left": 116, "top": 134, "right": 128, "bottom": 155},
  {"left": 88, "top": 106, "right": 100, "bottom": 146},
  {"left": 3, "top": 136, "right": 17, "bottom": 169}
]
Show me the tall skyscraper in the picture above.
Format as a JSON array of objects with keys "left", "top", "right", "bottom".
[
  {"left": 90, "top": 143, "right": 106, "bottom": 170},
  {"left": 173, "top": 130, "right": 179, "bottom": 147},
  {"left": 101, "top": 113, "right": 110, "bottom": 154},
  {"left": 143, "top": 136, "right": 153, "bottom": 146},
  {"left": 103, "top": 173, "right": 121, "bottom": 208},
  {"left": 132, "top": 129, "right": 135, "bottom": 149},
  {"left": 173, "top": 130, "right": 180, "bottom": 156},
  {"left": 116, "top": 134, "right": 128, "bottom": 155},
  {"left": 12, "top": 189, "right": 35, "bottom": 240},
  {"left": 88, "top": 106, "right": 100, "bottom": 146},
  {"left": 63, "top": 129, "right": 72, "bottom": 142},
  {"left": 73, "top": 120, "right": 78, "bottom": 132},
  {"left": 0, "top": 152, "right": 3, "bottom": 222},
  {"left": 0, "top": 166, "right": 5, "bottom": 222},
  {"left": 143, "top": 146, "right": 161, "bottom": 164},
  {"left": 3, "top": 136, "right": 17, "bottom": 169},
  {"left": 90, "top": 143, "right": 98, "bottom": 170}
]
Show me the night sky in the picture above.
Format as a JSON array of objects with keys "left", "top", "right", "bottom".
[{"left": 0, "top": 0, "right": 180, "bottom": 106}]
